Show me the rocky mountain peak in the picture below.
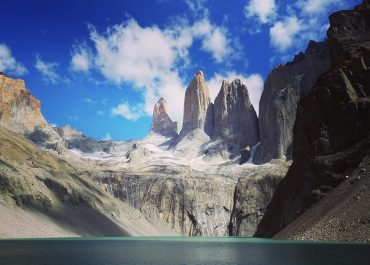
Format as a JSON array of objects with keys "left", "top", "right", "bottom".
[
  {"left": 212, "top": 78, "right": 259, "bottom": 157},
  {"left": 149, "top": 97, "right": 178, "bottom": 138},
  {"left": 179, "top": 70, "right": 212, "bottom": 136},
  {"left": 54, "top": 125, "right": 84, "bottom": 140},
  {"left": 0, "top": 73, "right": 48, "bottom": 133}
]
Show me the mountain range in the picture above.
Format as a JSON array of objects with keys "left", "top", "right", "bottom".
[{"left": 0, "top": 0, "right": 369, "bottom": 242}]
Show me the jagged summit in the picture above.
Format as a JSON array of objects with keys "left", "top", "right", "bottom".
[
  {"left": 180, "top": 70, "right": 213, "bottom": 135},
  {"left": 213, "top": 78, "right": 259, "bottom": 149},
  {"left": 203, "top": 78, "right": 259, "bottom": 161},
  {"left": 149, "top": 97, "right": 178, "bottom": 138},
  {"left": 174, "top": 70, "right": 214, "bottom": 157}
]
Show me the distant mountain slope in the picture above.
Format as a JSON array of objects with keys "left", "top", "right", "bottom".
[{"left": 0, "top": 126, "right": 174, "bottom": 237}]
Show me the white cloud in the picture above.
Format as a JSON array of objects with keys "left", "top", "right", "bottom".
[
  {"left": 207, "top": 72, "right": 264, "bottom": 115},
  {"left": 73, "top": 17, "right": 234, "bottom": 123},
  {"left": 269, "top": 16, "right": 302, "bottom": 52},
  {"left": 103, "top": 133, "right": 112, "bottom": 141},
  {"left": 297, "top": 0, "right": 341, "bottom": 14},
  {"left": 0, "top": 44, "right": 27, "bottom": 75},
  {"left": 244, "top": 0, "right": 276, "bottom": 24},
  {"left": 112, "top": 102, "right": 144, "bottom": 121},
  {"left": 70, "top": 44, "right": 91, "bottom": 72},
  {"left": 84, "top": 98, "right": 96, "bottom": 104},
  {"left": 201, "top": 27, "right": 230, "bottom": 63},
  {"left": 185, "top": 0, "right": 208, "bottom": 17},
  {"left": 97, "top": 110, "right": 105, "bottom": 116},
  {"left": 34, "top": 55, "right": 60, "bottom": 84}
]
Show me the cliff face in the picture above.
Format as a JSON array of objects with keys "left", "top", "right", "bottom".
[
  {"left": 255, "top": 0, "right": 370, "bottom": 238},
  {"left": 175, "top": 71, "right": 214, "bottom": 157},
  {"left": 253, "top": 41, "right": 330, "bottom": 164},
  {"left": 228, "top": 161, "right": 290, "bottom": 236},
  {"left": 149, "top": 97, "right": 178, "bottom": 138},
  {"left": 212, "top": 79, "right": 259, "bottom": 158},
  {"left": 179, "top": 71, "right": 213, "bottom": 137},
  {"left": 93, "top": 168, "right": 236, "bottom": 236},
  {"left": 0, "top": 73, "right": 47, "bottom": 133}
]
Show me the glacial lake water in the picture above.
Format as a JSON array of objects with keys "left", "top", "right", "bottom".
[{"left": 0, "top": 237, "right": 369, "bottom": 265}]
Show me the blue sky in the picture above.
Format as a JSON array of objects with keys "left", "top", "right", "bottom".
[{"left": 0, "top": 0, "right": 360, "bottom": 140}]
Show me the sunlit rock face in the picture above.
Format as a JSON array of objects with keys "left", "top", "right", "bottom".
[
  {"left": 0, "top": 73, "right": 47, "bottom": 133},
  {"left": 149, "top": 97, "right": 178, "bottom": 138},
  {"left": 253, "top": 40, "right": 331, "bottom": 164},
  {"left": 212, "top": 79, "right": 259, "bottom": 158},
  {"left": 180, "top": 70, "right": 213, "bottom": 136},
  {"left": 175, "top": 71, "right": 214, "bottom": 158}
]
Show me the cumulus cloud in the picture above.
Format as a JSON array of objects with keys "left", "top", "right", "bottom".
[
  {"left": 297, "top": 0, "right": 342, "bottom": 14},
  {"left": 269, "top": 16, "right": 302, "bottom": 52},
  {"left": 112, "top": 102, "right": 145, "bottom": 121},
  {"left": 266, "top": 0, "right": 359, "bottom": 59},
  {"left": 201, "top": 27, "right": 230, "bottom": 62},
  {"left": 207, "top": 72, "right": 264, "bottom": 114},
  {"left": 34, "top": 54, "right": 61, "bottom": 84},
  {"left": 70, "top": 44, "right": 91, "bottom": 72},
  {"left": 72, "top": 17, "right": 235, "bottom": 123},
  {"left": 244, "top": 0, "right": 276, "bottom": 24},
  {"left": 0, "top": 44, "right": 27, "bottom": 75}
]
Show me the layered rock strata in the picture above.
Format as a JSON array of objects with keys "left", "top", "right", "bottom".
[
  {"left": 0, "top": 73, "right": 47, "bottom": 133},
  {"left": 92, "top": 167, "right": 236, "bottom": 236}
]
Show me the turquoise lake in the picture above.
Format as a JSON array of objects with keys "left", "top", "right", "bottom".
[{"left": 0, "top": 237, "right": 369, "bottom": 265}]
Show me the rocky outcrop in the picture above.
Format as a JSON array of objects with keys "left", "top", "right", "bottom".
[
  {"left": 54, "top": 125, "right": 83, "bottom": 139},
  {"left": 255, "top": 0, "right": 370, "bottom": 238},
  {"left": 229, "top": 161, "right": 290, "bottom": 236},
  {"left": 175, "top": 71, "right": 213, "bottom": 157},
  {"left": 149, "top": 97, "right": 178, "bottom": 138},
  {"left": 178, "top": 71, "right": 213, "bottom": 137},
  {"left": 212, "top": 79, "right": 259, "bottom": 158},
  {"left": 0, "top": 73, "right": 64, "bottom": 148},
  {"left": 253, "top": 41, "right": 330, "bottom": 164},
  {"left": 54, "top": 125, "right": 103, "bottom": 153},
  {"left": 0, "top": 73, "right": 48, "bottom": 133}
]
